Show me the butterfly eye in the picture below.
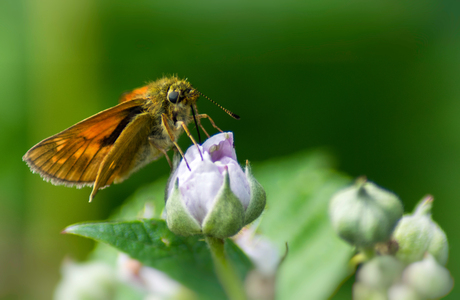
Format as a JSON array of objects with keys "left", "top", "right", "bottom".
[{"left": 168, "top": 91, "right": 179, "bottom": 103}]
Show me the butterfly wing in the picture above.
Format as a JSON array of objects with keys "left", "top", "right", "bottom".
[
  {"left": 90, "top": 112, "right": 155, "bottom": 201},
  {"left": 118, "top": 85, "right": 150, "bottom": 103},
  {"left": 118, "top": 77, "right": 172, "bottom": 103},
  {"left": 23, "top": 99, "right": 147, "bottom": 188}
]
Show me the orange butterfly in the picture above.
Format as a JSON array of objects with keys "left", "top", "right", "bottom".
[{"left": 23, "top": 76, "right": 239, "bottom": 201}]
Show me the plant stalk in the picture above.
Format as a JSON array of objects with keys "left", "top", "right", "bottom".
[{"left": 205, "top": 236, "right": 247, "bottom": 300}]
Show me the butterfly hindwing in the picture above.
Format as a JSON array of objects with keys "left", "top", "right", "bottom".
[{"left": 90, "top": 112, "right": 155, "bottom": 200}]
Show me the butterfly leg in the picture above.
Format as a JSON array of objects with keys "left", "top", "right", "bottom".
[
  {"left": 149, "top": 138, "right": 173, "bottom": 169},
  {"left": 161, "top": 148, "right": 173, "bottom": 169},
  {"left": 161, "top": 113, "right": 204, "bottom": 162},
  {"left": 192, "top": 104, "right": 210, "bottom": 138},
  {"left": 175, "top": 120, "right": 203, "bottom": 161},
  {"left": 196, "top": 114, "right": 224, "bottom": 133},
  {"left": 160, "top": 113, "right": 191, "bottom": 170}
]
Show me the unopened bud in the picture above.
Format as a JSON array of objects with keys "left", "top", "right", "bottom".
[
  {"left": 329, "top": 179, "right": 403, "bottom": 247},
  {"left": 393, "top": 196, "right": 448, "bottom": 265},
  {"left": 353, "top": 282, "right": 386, "bottom": 300},
  {"left": 402, "top": 254, "right": 453, "bottom": 299},
  {"left": 166, "top": 133, "right": 266, "bottom": 238},
  {"left": 388, "top": 284, "right": 422, "bottom": 300},
  {"left": 357, "top": 255, "right": 404, "bottom": 291}
]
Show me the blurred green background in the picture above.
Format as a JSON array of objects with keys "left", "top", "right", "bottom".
[{"left": 1, "top": 0, "right": 459, "bottom": 299}]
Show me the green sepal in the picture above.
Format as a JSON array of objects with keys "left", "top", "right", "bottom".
[
  {"left": 394, "top": 196, "right": 449, "bottom": 265},
  {"left": 427, "top": 224, "right": 448, "bottom": 266},
  {"left": 243, "top": 161, "right": 266, "bottom": 225},
  {"left": 202, "top": 169, "right": 245, "bottom": 238},
  {"left": 165, "top": 178, "right": 202, "bottom": 236}
]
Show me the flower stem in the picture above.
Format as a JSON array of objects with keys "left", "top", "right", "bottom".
[
  {"left": 205, "top": 236, "right": 247, "bottom": 300},
  {"left": 349, "top": 247, "right": 376, "bottom": 269}
]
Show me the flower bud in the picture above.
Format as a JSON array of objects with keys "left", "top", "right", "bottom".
[
  {"left": 353, "top": 282, "right": 386, "bottom": 300},
  {"left": 329, "top": 179, "right": 403, "bottom": 247},
  {"left": 165, "top": 132, "right": 266, "bottom": 239},
  {"left": 402, "top": 254, "right": 453, "bottom": 299},
  {"left": 393, "top": 196, "right": 449, "bottom": 265},
  {"left": 117, "top": 253, "right": 192, "bottom": 299},
  {"left": 388, "top": 284, "right": 422, "bottom": 300},
  {"left": 54, "top": 259, "right": 116, "bottom": 300},
  {"left": 356, "top": 255, "right": 404, "bottom": 291}
]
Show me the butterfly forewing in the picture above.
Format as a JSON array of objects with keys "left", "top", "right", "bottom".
[
  {"left": 23, "top": 99, "right": 147, "bottom": 187},
  {"left": 118, "top": 85, "right": 150, "bottom": 103}
]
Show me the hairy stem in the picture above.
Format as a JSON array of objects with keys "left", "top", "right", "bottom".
[{"left": 205, "top": 236, "right": 247, "bottom": 300}]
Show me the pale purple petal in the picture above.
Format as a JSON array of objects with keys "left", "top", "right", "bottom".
[
  {"left": 180, "top": 160, "right": 223, "bottom": 224},
  {"left": 167, "top": 144, "right": 210, "bottom": 198},
  {"left": 202, "top": 132, "right": 237, "bottom": 161},
  {"left": 183, "top": 144, "right": 204, "bottom": 162},
  {"left": 167, "top": 132, "right": 251, "bottom": 226},
  {"left": 228, "top": 163, "right": 251, "bottom": 209},
  {"left": 202, "top": 132, "right": 232, "bottom": 152},
  {"left": 215, "top": 159, "right": 251, "bottom": 209}
]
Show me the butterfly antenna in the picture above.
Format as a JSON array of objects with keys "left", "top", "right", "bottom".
[
  {"left": 190, "top": 105, "right": 202, "bottom": 144},
  {"left": 198, "top": 91, "right": 240, "bottom": 120}
]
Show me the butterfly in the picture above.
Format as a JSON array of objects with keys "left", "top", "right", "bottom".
[{"left": 23, "top": 76, "right": 239, "bottom": 201}]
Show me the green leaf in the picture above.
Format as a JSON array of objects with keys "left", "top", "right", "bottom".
[
  {"left": 65, "top": 219, "right": 251, "bottom": 300},
  {"left": 113, "top": 283, "right": 144, "bottom": 300},
  {"left": 253, "top": 150, "right": 355, "bottom": 300},
  {"left": 110, "top": 178, "right": 169, "bottom": 220}
]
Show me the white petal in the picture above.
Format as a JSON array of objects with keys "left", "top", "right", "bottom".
[
  {"left": 118, "top": 254, "right": 181, "bottom": 298},
  {"left": 54, "top": 259, "right": 115, "bottom": 300},
  {"left": 233, "top": 227, "right": 280, "bottom": 276}
]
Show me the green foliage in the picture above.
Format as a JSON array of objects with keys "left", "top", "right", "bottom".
[
  {"left": 65, "top": 150, "right": 355, "bottom": 299},
  {"left": 7, "top": 0, "right": 460, "bottom": 298},
  {"left": 252, "top": 151, "right": 354, "bottom": 299},
  {"left": 66, "top": 219, "right": 251, "bottom": 299}
]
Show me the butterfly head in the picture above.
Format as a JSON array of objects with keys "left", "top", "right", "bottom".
[
  {"left": 166, "top": 79, "right": 200, "bottom": 107},
  {"left": 164, "top": 77, "right": 240, "bottom": 120}
]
